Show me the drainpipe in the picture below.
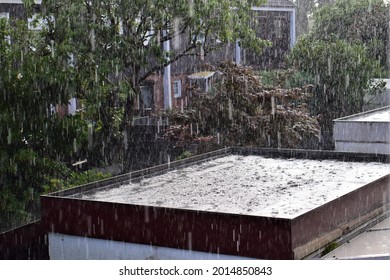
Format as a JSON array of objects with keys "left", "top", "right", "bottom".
[{"left": 163, "top": 31, "right": 172, "bottom": 110}]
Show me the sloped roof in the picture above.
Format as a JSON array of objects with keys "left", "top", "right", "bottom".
[{"left": 263, "top": 0, "right": 296, "bottom": 8}]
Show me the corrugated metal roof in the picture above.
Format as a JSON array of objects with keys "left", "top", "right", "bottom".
[{"left": 263, "top": 0, "right": 296, "bottom": 8}]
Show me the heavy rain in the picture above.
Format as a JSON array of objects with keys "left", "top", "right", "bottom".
[{"left": 0, "top": 0, "right": 389, "bottom": 264}]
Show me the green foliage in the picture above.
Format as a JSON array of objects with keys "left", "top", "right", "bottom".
[
  {"left": 260, "top": 69, "right": 314, "bottom": 89},
  {"left": 311, "top": 0, "right": 389, "bottom": 72},
  {"left": 289, "top": 35, "right": 381, "bottom": 148},
  {"left": 321, "top": 242, "right": 339, "bottom": 257},
  {"left": 0, "top": 18, "right": 92, "bottom": 230},
  {"left": 290, "top": 38, "right": 379, "bottom": 115},
  {"left": 176, "top": 151, "right": 192, "bottom": 160},
  {"left": 43, "top": 169, "right": 111, "bottom": 194}
]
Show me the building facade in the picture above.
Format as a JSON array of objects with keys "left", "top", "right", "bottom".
[
  {"left": 147, "top": 0, "right": 297, "bottom": 113},
  {"left": 1, "top": 0, "right": 297, "bottom": 115}
]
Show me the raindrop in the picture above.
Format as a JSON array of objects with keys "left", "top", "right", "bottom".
[
  {"left": 7, "top": 128, "right": 11, "bottom": 144},
  {"left": 50, "top": 40, "right": 55, "bottom": 58},
  {"left": 228, "top": 99, "right": 233, "bottom": 120},
  {"left": 73, "top": 138, "right": 77, "bottom": 153},
  {"left": 345, "top": 73, "right": 350, "bottom": 89},
  {"left": 173, "top": 17, "right": 182, "bottom": 50},
  {"left": 95, "top": 65, "right": 99, "bottom": 83},
  {"left": 271, "top": 96, "right": 275, "bottom": 118},
  {"left": 187, "top": 231, "right": 192, "bottom": 250},
  {"left": 188, "top": 0, "right": 194, "bottom": 17},
  {"left": 90, "top": 13, "right": 96, "bottom": 51},
  {"left": 88, "top": 123, "right": 93, "bottom": 149},
  {"left": 200, "top": 45, "right": 204, "bottom": 61}
]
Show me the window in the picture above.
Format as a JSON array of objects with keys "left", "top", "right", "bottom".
[
  {"left": 173, "top": 80, "right": 182, "bottom": 98},
  {"left": 0, "top": 13, "right": 11, "bottom": 44},
  {"left": 28, "top": 14, "right": 55, "bottom": 31},
  {"left": 0, "top": 12, "right": 9, "bottom": 21},
  {"left": 140, "top": 84, "right": 154, "bottom": 109},
  {"left": 274, "top": 18, "right": 283, "bottom": 39}
]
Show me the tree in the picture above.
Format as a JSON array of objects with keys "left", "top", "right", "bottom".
[
  {"left": 289, "top": 0, "right": 388, "bottom": 149},
  {"left": 40, "top": 0, "right": 270, "bottom": 165},
  {"left": 311, "top": 0, "right": 389, "bottom": 72},
  {"left": 293, "top": 0, "right": 335, "bottom": 38},
  {"left": 289, "top": 37, "right": 380, "bottom": 148},
  {"left": 165, "top": 61, "right": 319, "bottom": 151},
  {"left": 0, "top": 15, "right": 90, "bottom": 229}
]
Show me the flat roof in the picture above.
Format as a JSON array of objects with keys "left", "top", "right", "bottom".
[
  {"left": 322, "top": 216, "right": 390, "bottom": 260},
  {"left": 73, "top": 155, "right": 389, "bottom": 219},
  {"left": 263, "top": 0, "right": 296, "bottom": 8},
  {"left": 188, "top": 71, "right": 215, "bottom": 80},
  {"left": 334, "top": 106, "right": 390, "bottom": 123}
]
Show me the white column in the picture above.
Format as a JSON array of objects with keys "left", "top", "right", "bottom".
[
  {"left": 290, "top": 8, "right": 296, "bottom": 48},
  {"left": 387, "top": 14, "right": 390, "bottom": 71},
  {"left": 163, "top": 31, "right": 172, "bottom": 110}
]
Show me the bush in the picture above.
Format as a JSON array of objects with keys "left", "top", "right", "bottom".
[
  {"left": 165, "top": 61, "right": 320, "bottom": 150},
  {"left": 43, "top": 169, "right": 111, "bottom": 194}
]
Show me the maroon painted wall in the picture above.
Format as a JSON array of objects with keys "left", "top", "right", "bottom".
[
  {"left": 0, "top": 221, "right": 49, "bottom": 260},
  {"left": 291, "top": 175, "right": 390, "bottom": 252},
  {"left": 41, "top": 197, "right": 294, "bottom": 259}
]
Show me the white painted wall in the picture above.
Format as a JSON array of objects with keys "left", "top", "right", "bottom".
[
  {"left": 68, "top": 97, "right": 77, "bottom": 115},
  {"left": 333, "top": 107, "right": 390, "bottom": 155},
  {"left": 48, "top": 233, "right": 255, "bottom": 260}
]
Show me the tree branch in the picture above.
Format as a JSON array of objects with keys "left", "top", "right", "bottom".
[{"left": 138, "top": 43, "right": 198, "bottom": 84}]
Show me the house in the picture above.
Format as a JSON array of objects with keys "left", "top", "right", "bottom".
[
  {"left": 0, "top": 0, "right": 41, "bottom": 22},
  {"left": 143, "top": 0, "right": 297, "bottom": 114},
  {"left": 1, "top": 0, "right": 296, "bottom": 116}
]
